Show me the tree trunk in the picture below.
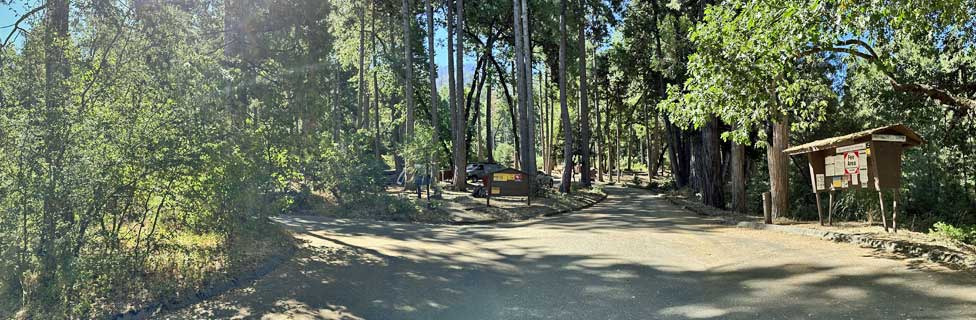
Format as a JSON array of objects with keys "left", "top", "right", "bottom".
[
  {"left": 40, "top": 0, "right": 71, "bottom": 302},
  {"left": 768, "top": 116, "right": 790, "bottom": 219},
  {"left": 489, "top": 58, "right": 521, "bottom": 167},
  {"left": 358, "top": 2, "right": 367, "bottom": 128},
  {"left": 467, "top": 60, "right": 488, "bottom": 156},
  {"left": 627, "top": 128, "right": 633, "bottom": 172},
  {"left": 540, "top": 68, "right": 548, "bottom": 172},
  {"left": 426, "top": 0, "right": 439, "bottom": 171},
  {"left": 577, "top": 2, "right": 591, "bottom": 187},
  {"left": 644, "top": 103, "right": 653, "bottom": 179},
  {"left": 520, "top": 0, "right": 537, "bottom": 176},
  {"left": 698, "top": 117, "right": 725, "bottom": 209},
  {"left": 547, "top": 69, "right": 556, "bottom": 174},
  {"left": 486, "top": 72, "right": 494, "bottom": 163},
  {"left": 731, "top": 137, "right": 748, "bottom": 213},
  {"left": 465, "top": 56, "right": 489, "bottom": 152},
  {"left": 476, "top": 96, "right": 483, "bottom": 160},
  {"left": 558, "top": 0, "right": 574, "bottom": 193},
  {"left": 615, "top": 99, "right": 622, "bottom": 182},
  {"left": 373, "top": 0, "right": 381, "bottom": 158},
  {"left": 453, "top": 0, "right": 467, "bottom": 191},
  {"left": 595, "top": 67, "right": 603, "bottom": 182},
  {"left": 665, "top": 116, "right": 691, "bottom": 188},
  {"left": 511, "top": 60, "right": 521, "bottom": 170},
  {"left": 514, "top": 0, "right": 530, "bottom": 173},
  {"left": 403, "top": 0, "right": 415, "bottom": 136},
  {"left": 447, "top": 0, "right": 457, "bottom": 182}
]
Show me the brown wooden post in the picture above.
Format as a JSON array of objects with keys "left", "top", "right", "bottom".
[
  {"left": 870, "top": 141, "right": 889, "bottom": 232},
  {"left": 486, "top": 174, "right": 492, "bottom": 207},
  {"left": 878, "top": 190, "right": 889, "bottom": 232},
  {"left": 762, "top": 192, "right": 772, "bottom": 224},
  {"left": 828, "top": 191, "right": 835, "bottom": 226},
  {"left": 815, "top": 192, "right": 824, "bottom": 226},
  {"left": 806, "top": 153, "right": 824, "bottom": 226},
  {"left": 892, "top": 189, "right": 900, "bottom": 233}
]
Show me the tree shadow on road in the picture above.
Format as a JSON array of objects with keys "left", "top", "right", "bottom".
[{"left": 166, "top": 187, "right": 976, "bottom": 319}]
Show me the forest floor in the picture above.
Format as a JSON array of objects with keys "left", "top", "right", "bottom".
[
  {"left": 297, "top": 182, "right": 606, "bottom": 225},
  {"left": 385, "top": 183, "right": 607, "bottom": 224}
]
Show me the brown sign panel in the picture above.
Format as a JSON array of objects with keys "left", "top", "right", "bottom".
[
  {"left": 871, "top": 141, "right": 903, "bottom": 189},
  {"left": 488, "top": 168, "right": 530, "bottom": 196}
]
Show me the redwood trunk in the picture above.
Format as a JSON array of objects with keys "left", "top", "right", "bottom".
[{"left": 768, "top": 117, "right": 790, "bottom": 219}]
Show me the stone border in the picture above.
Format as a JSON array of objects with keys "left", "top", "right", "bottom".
[
  {"left": 736, "top": 221, "right": 976, "bottom": 271},
  {"left": 662, "top": 194, "right": 976, "bottom": 272},
  {"left": 111, "top": 228, "right": 298, "bottom": 320},
  {"left": 449, "top": 192, "right": 608, "bottom": 226}
]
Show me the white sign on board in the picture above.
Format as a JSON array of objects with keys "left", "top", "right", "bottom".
[
  {"left": 872, "top": 134, "right": 907, "bottom": 142},
  {"left": 837, "top": 143, "right": 868, "bottom": 153},
  {"left": 843, "top": 151, "right": 861, "bottom": 175}
]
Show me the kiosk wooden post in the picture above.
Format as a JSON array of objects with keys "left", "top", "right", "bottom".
[
  {"left": 893, "top": 189, "right": 900, "bottom": 233},
  {"left": 814, "top": 192, "right": 824, "bottom": 226},
  {"left": 807, "top": 153, "right": 825, "bottom": 226},
  {"left": 878, "top": 190, "right": 888, "bottom": 232},
  {"left": 828, "top": 191, "right": 835, "bottom": 226},
  {"left": 869, "top": 140, "right": 889, "bottom": 232}
]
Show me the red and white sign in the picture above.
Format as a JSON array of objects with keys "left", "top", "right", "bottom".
[{"left": 843, "top": 151, "right": 860, "bottom": 175}]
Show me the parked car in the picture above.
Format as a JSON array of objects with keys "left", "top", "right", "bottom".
[
  {"left": 466, "top": 162, "right": 506, "bottom": 181},
  {"left": 536, "top": 171, "right": 555, "bottom": 189}
]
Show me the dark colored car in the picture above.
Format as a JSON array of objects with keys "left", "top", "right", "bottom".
[{"left": 466, "top": 162, "right": 506, "bottom": 181}]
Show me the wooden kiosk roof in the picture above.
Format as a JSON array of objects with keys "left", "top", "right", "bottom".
[{"left": 784, "top": 124, "right": 924, "bottom": 156}]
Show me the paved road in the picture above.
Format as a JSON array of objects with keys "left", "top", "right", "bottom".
[{"left": 170, "top": 186, "right": 976, "bottom": 319}]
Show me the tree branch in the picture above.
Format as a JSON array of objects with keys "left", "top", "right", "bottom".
[
  {"left": 2, "top": 4, "right": 47, "bottom": 48},
  {"left": 800, "top": 40, "right": 976, "bottom": 114}
]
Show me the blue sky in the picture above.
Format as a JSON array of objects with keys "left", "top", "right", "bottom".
[
  {"left": 1, "top": 3, "right": 32, "bottom": 47},
  {"left": 431, "top": 12, "right": 481, "bottom": 89}
]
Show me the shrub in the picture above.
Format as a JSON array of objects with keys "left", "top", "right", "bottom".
[
  {"left": 307, "top": 132, "right": 386, "bottom": 205},
  {"left": 930, "top": 222, "right": 976, "bottom": 245}
]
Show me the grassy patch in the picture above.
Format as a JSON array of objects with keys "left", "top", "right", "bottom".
[{"left": 14, "top": 219, "right": 296, "bottom": 318}]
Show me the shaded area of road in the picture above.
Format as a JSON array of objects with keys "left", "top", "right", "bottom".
[{"left": 167, "top": 186, "right": 976, "bottom": 319}]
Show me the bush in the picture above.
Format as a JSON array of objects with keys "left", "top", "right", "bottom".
[
  {"left": 307, "top": 132, "right": 387, "bottom": 205},
  {"left": 930, "top": 222, "right": 976, "bottom": 245}
]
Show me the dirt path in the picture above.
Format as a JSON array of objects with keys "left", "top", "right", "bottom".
[{"left": 166, "top": 186, "right": 976, "bottom": 319}]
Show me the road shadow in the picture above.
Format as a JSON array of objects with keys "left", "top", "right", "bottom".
[
  {"left": 168, "top": 234, "right": 976, "bottom": 319},
  {"left": 166, "top": 186, "right": 976, "bottom": 319}
]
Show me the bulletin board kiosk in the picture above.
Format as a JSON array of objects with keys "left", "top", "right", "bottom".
[
  {"left": 783, "top": 124, "right": 923, "bottom": 232},
  {"left": 485, "top": 167, "right": 531, "bottom": 207}
]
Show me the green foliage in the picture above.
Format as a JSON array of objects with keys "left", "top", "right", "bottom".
[
  {"left": 0, "top": 0, "right": 425, "bottom": 316},
  {"left": 401, "top": 125, "right": 445, "bottom": 169},
  {"left": 494, "top": 142, "right": 517, "bottom": 167},
  {"left": 308, "top": 132, "right": 387, "bottom": 206},
  {"left": 930, "top": 222, "right": 976, "bottom": 245}
]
